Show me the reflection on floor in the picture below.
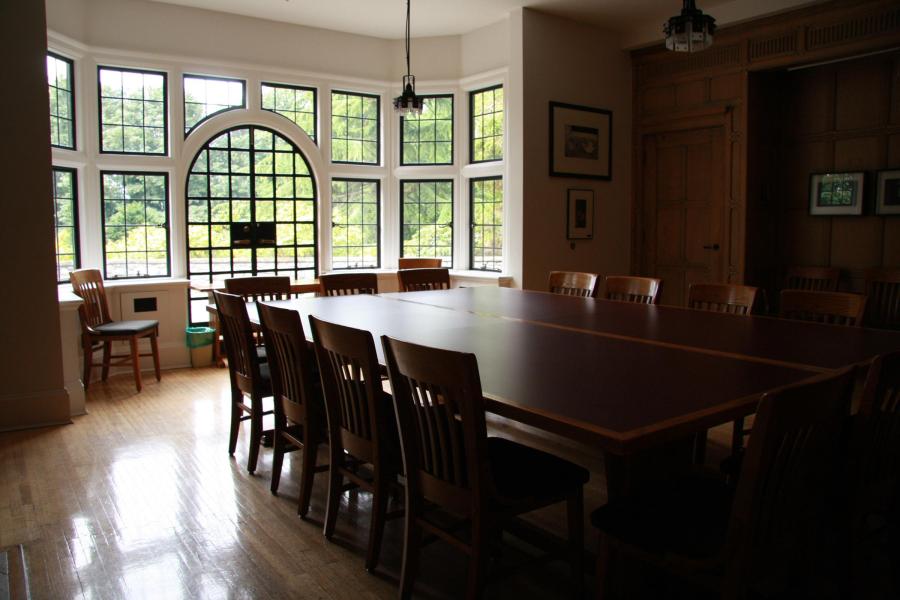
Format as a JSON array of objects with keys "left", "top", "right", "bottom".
[{"left": 0, "top": 368, "right": 733, "bottom": 599}]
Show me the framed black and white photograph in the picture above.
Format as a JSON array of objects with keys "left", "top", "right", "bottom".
[
  {"left": 875, "top": 169, "right": 900, "bottom": 215},
  {"left": 808, "top": 172, "right": 865, "bottom": 216},
  {"left": 567, "top": 189, "right": 594, "bottom": 239},
  {"left": 550, "top": 102, "right": 612, "bottom": 180}
]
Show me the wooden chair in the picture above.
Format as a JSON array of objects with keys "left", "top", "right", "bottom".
[
  {"left": 688, "top": 283, "right": 759, "bottom": 316},
  {"left": 224, "top": 276, "right": 292, "bottom": 302},
  {"left": 383, "top": 335, "right": 589, "bottom": 599},
  {"left": 603, "top": 276, "right": 662, "bottom": 305},
  {"left": 592, "top": 367, "right": 855, "bottom": 599},
  {"left": 785, "top": 266, "right": 840, "bottom": 292},
  {"left": 779, "top": 290, "right": 867, "bottom": 327},
  {"left": 214, "top": 291, "right": 273, "bottom": 474},
  {"left": 318, "top": 272, "right": 379, "bottom": 296},
  {"left": 398, "top": 268, "right": 451, "bottom": 292},
  {"left": 257, "top": 303, "right": 329, "bottom": 515},
  {"left": 69, "top": 269, "right": 161, "bottom": 393},
  {"left": 308, "top": 316, "right": 402, "bottom": 572},
  {"left": 864, "top": 268, "right": 900, "bottom": 330},
  {"left": 399, "top": 258, "right": 442, "bottom": 269},
  {"left": 548, "top": 271, "right": 599, "bottom": 297}
]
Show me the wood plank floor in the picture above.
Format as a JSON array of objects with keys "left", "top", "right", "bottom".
[{"left": 0, "top": 368, "right": 733, "bottom": 599}]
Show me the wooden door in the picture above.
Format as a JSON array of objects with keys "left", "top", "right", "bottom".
[{"left": 641, "top": 127, "right": 727, "bottom": 306}]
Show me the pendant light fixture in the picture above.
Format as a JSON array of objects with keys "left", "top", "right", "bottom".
[
  {"left": 393, "top": 0, "right": 424, "bottom": 115},
  {"left": 664, "top": 0, "right": 716, "bottom": 53}
]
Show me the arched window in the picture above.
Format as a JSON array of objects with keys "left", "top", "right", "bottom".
[{"left": 186, "top": 126, "right": 317, "bottom": 322}]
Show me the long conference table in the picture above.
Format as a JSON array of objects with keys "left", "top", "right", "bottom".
[{"left": 247, "top": 286, "right": 900, "bottom": 462}]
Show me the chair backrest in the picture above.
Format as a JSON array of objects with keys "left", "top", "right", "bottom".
[
  {"left": 548, "top": 271, "right": 599, "bottom": 298},
  {"left": 853, "top": 351, "right": 900, "bottom": 502},
  {"left": 309, "top": 316, "right": 388, "bottom": 464},
  {"left": 214, "top": 291, "right": 264, "bottom": 396},
  {"left": 727, "top": 367, "right": 855, "bottom": 596},
  {"left": 319, "top": 272, "right": 379, "bottom": 296},
  {"left": 779, "top": 290, "right": 866, "bottom": 327},
  {"left": 70, "top": 268, "right": 111, "bottom": 329},
  {"left": 864, "top": 268, "right": 900, "bottom": 330},
  {"left": 785, "top": 266, "right": 840, "bottom": 292},
  {"left": 603, "top": 276, "right": 662, "bottom": 305},
  {"left": 398, "top": 268, "right": 451, "bottom": 292},
  {"left": 382, "top": 335, "right": 488, "bottom": 515},
  {"left": 258, "top": 303, "right": 321, "bottom": 429},
  {"left": 399, "top": 258, "right": 442, "bottom": 269},
  {"left": 225, "top": 276, "right": 292, "bottom": 302},
  {"left": 688, "top": 283, "right": 759, "bottom": 316}
]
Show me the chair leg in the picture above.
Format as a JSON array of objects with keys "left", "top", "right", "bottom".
[
  {"left": 731, "top": 417, "right": 745, "bottom": 456},
  {"left": 399, "top": 496, "right": 422, "bottom": 600},
  {"left": 81, "top": 336, "right": 93, "bottom": 391},
  {"left": 365, "top": 469, "right": 389, "bottom": 572},
  {"left": 129, "top": 337, "right": 142, "bottom": 392},
  {"left": 298, "top": 440, "right": 318, "bottom": 517},
  {"left": 101, "top": 341, "right": 112, "bottom": 381},
  {"left": 247, "top": 403, "right": 262, "bottom": 474},
  {"left": 324, "top": 446, "right": 343, "bottom": 539},
  {"left": 270, "top": 431, "right": 285, "bottom": 495},
  {"left": 150, "top": 331, "right": 161, "bottom": 381},
  {"left": 596, "top": 535, "right": 612, "bottom": 600},
  {"left": 466, "top": 517, "right": 491, "bottom": 599},
  {"left": 568, "top": 490, "right": 585, "bottom": 599},
  {"left": 228, "top": 392, "right": 241, "bottom": 456}
]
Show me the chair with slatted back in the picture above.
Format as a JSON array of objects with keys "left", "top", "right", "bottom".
[
  {"left": 548, "top": 271, "right": 599, "bottom": 298},
  {"left": 785, "top": 266, "right": 841, "bottom": 292},
  {"left": 603, "top": 276, "right": 662, "bottom": 305},
  {"left": 399, "top": 257, "right": 442, "bottom": 269},
  {"left": 592, "top": 367, "right": 855, "bottom": 599},
  {"left": 318, "top": 272, "right": 379, "bottom": 296},
  {"left": 688, "top": 283, "right": 759, "bottom": 316},
  {"left": 70, "top": 269, "right": 161, "bottom": 392},
  {"left": 779, "top": 290, "right": 867, "bottom": 327},
  {"left": 308, "top": 316, "right": 402, "bottom": 572},
  {"left": 864, "top": 269, "right": 900, "bottom": 330},
  {"left": 257, "top": 303, "right": 329, "bottom": 515},
  {"left": 224, "top": 276, "right": 292, "bottom": 302},
  {"left": 214, "top": 291, "right": 274, "bottom": 474},
  {"left": 398, "top": 267, "right": 451, "bottom": 292},
  {"left": 383, "top": 335, "right": 589, "bottom": 599}
]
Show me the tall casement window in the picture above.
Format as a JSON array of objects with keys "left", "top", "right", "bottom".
[
  {"left": 183, "top": 75, "right": 246, "bottom": 135},
  {"left": 52, "top": 167, "right": 80, "bottom": 282},
  {"left": 261, "top": 82, "right": 317, "bottom": 143},
  {"left": 98, "top": 66, "right": 167, "bottom": 155},
  {"left": 331, "top": 179, "right": 380, "bottom": 270},
  {"left": 331, "top": 91, "right": 379, "bottom": 164},
  {"left": 400, "top": 179, "right": 453, "bottom": 266},
  {"left": 400, "top": 94, "right": 453, "bottom": 165},
  {"left": 469, "top": 85, "right": 504, "bottom": 163},
  {"left": 470, "top": 177, "right": 503, "bottom": 272},
  {"left": 101, "top": 172, "right": 170, "bottom": 279},
  {"left": 47, "top": 53, "right": 75, "bottom": 149},
  {"left": 186, "top": 126, "right": 317, "bottom": 323}
]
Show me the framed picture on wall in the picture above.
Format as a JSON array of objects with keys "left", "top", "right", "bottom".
[
  {"left": 550, "top": 102, "right": 612, "bottom": 180},
  {"left": 808, "top": 172, "right": 865, "bottom": 216},
  {"left": 567, "top": 189, "right": 594, "bottom": 239},
  {"left": 875, "top": 169, "right": 900, "bottom": 215}
]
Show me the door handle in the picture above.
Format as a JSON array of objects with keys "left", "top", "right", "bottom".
[{"left": 702, "top": 243, "right": 720, "bottom": 251}]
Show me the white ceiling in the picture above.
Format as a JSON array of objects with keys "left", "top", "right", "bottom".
[{"left": 148, "top": 0, "right": 815, "bottom": 41}]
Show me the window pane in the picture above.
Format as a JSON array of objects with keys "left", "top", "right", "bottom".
[
  {"left": 47, "top": 54, "right": 75, "bottom": 149},
  {"left": 470, "top": 85, "right": 503, "bottom": 163},
  {"left": 98, "top": 66, "right": 167, "bottom": 155},
  {"left": 401, "top": 180, "right": 453, "bottom": 266},
  {"left": 401, "top": 95, "right": 453, "bottom": 166},
  {"left": 331, "top": 91, "right": 379, "bottom": 164},
  {"left": 261, "top": 82, "right": 317, "bottom": 143},
  {"left": 52, "top": 167, "right": 80, "bottom": 282},
  {"left": 331, "top": 179, "right": 379, "bottom": 270},
  {"left": 101, "top": 172, "right": 170, "bottom": 278},
  {"left": 183, "top": 75, "right": 246, "bottom": 135},
  {"left": 470, "top": 177, "right": 503, "bottom": 272}
]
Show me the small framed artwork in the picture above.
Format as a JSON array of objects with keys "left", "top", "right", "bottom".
[
  {"left": 567, "top": 189, "right": 594, "bottom": 239},
  {"left": 550, "top": 101, "right": 612, "bottom": 180},
  {"left": 875, "top": 169, "right": 900, "bottom": 215},
  {"left": 808, "top": 172, "right": 865, "bottom": 216}
]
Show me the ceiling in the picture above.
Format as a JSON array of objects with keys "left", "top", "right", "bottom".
[{"left": 147, "top": 0, "right": 811, "bottom": 41}]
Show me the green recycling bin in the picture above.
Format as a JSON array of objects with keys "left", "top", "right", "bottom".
[{"left": 186, "top": 326, "right": 215, "bottom": 367}]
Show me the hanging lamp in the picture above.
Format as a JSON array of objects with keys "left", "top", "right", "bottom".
[
  {"left": 393, "top": 0, "right": 424, "bottom": 115},
  {"left": 664, "top": 0, "right": 716, "bottom": 53}
]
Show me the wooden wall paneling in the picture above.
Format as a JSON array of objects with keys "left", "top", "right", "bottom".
[
  {"left": 833, "top": 136, "right": 885, "bottom": 171},
  {"left": 834, "top": 56, "right": 893, "bottom": 131},
  {"left": 642, "top": 85, "right": 677, "bottom": 115},
  {"left": 710, "top": 72, "right": 743, "bottom": 101},
  {"left": 892, "top": 58, "right": 900, "bottom": 125},
  {"left": 675, "top": 79, "right": 709, "bottom": 109},
  {"left": 884, "top": 220, "right": 900, "bottom": 265}
]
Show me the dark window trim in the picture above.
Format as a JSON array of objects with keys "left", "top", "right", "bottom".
[
  {"left": 469, "top": 175, "right": 503, "bottom": 273},
  {"left": 183, "top": 74, "right": 247, "bottom": 137},
  {"left": 100, "top": 170, "right": 172, "bottom": 279},
  {"left": 330, "top": 177, "right": 381, "bottom": 270},
  {"left": 399, "top": 93, "right": 454, "bottom": 167},
  {"left": 48, "top": 52, "right": 76, "bottom": 150},
  {"left": 330, "top": 89, "right": 381, "bottom": 166},
  {"left": 52, "top": 166, "right": 80, "bottom": 283},
  {"left": 97, "top": 65, "right": 169, "bottom": 156},
  {"left": 261, "top": 81, "right": 318, "bottom": 144},
  {"left": 468, "top": 83, "right": 503, "bottom": 165},
  {"left": 399, "top": 178, "right": 454, "bottom": 268}
]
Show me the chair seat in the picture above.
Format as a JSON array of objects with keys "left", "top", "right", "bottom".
[
  {"left": 488, "top": 436, "right": 589, "bottom": 503},
  {"left": 590, "top": 473, "right": 733, "bottom": 560},
  {"left": 92, "top": 319, "right": 159, "bottom": 336}
]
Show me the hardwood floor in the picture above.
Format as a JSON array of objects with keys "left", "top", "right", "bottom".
[{"left": 0, "top": 368, "right": 733, "bottom": 599}]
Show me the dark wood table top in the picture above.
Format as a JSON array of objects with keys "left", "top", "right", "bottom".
[{"left": 382, "top": 286, "right": 900, "bottom": 372}]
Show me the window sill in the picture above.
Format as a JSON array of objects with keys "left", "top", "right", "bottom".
[{"left": 58, "top": 277, "right": 191, "bottom": 299}]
